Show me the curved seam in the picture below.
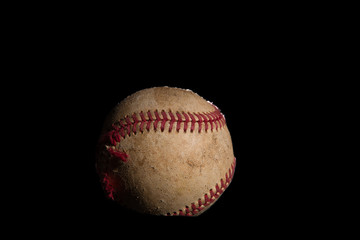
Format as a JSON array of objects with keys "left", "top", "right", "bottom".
[
  {"left": 99, "top": 106, "right": 226, "bottom": 162},
  {"left": 167, "top": 157, "right": 236, "bottom": 216}
]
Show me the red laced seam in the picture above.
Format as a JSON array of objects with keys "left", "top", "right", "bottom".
[
  {"left": 107, "top": 147, "right": 129, "bottom": 162},
  {"left": 154, "top": 110, "right": 161, "bottom": 131},
  {"left": 194, "top": 113, "right": 202, "bottom": 133},
  {"left": 101, "top": 107, "right": 226, "bottom": 163},
  {"left": 175, "top": 112, "right": 182, "bottom": 132},
  {"left": 188, "top": 112, "right": 196, "bottom": 132},
  {"left": 102, "top": 173, "right": 115, "bottom": 200},
  {"left": 183, "top": 112, "right": 189, "bottom": 132},
  {"left": 166, "top": 158, "right": 236, "bottom": 216},
  {"left": 168, "top": 111, "right": 176, "bottom": 132},
  {"left": 139, "top": 111, "right": 147, "bottom": 133}
]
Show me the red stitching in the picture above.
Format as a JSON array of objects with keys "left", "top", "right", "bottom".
[
  {"left": 100, "top": 107, "right": 226, "bottom": 163},
  {"left": 176, "top": 112, "right": 182, "bottom": 132},
  {"left": 188, "top": 112, "right": 196, "bottom": 132},
  {"left": 161, "top": 110, "right": 168, "bottom": 132},
  {"left": 132, "top": 113, "right": 139, "bottom": 134},
  {"left": 168, "top": 111, "right": 176, "bottom": 132},
  {"left": 154, "top": 110, "right": 161, "bottom": 131},
  {"left": 211, "top": 112, "right": 219, "bottom": 130},
  {"left": 182, "top": 112, "right": 189, "bottom": 132},
  {"left": 199, "top": 113, "right": 208, "bottom": 132},
  {"left": 167, "top": 157, "right": 236, "bottom": 216},
  {"left": 194, "top": 113, "right": 202, "bottom": 133},
  {"left": 146, "top": 111, "right": 153, "bottom": 131},
  {"left": 107, "top": 147, "right": 129, "bottom": 162},
  {"left": 139, "top": 111, "right": 146, "bottom": 132},
  {"left": 125, "top": 116, "right": 132, "bottom": 136},
  {"left": 206, "top": 112, "right": 214, "bottom": 131},
  {"left": 119, "top": 121, "right": 126, "bottom": 138},
  {"left": 102, "top": 173, "right": 115, "bottom": 200}
]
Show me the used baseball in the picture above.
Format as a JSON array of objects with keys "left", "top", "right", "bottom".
[{"left": 96, "top": 87, "right": 236, "bottom": 216}]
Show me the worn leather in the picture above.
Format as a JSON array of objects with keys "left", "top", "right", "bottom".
[{"left": 96, "top": 87, "right": 235, "bottom": 216}]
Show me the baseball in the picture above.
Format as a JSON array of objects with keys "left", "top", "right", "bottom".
[{"left": 96, "top": 87, "right": 236, "bottom": 216}]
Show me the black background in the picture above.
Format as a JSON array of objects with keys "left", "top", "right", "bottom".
[
  {"left": 28, "top": 20, "right": 317, "bottom": 233},
  {"left": 8, "top": 6, "right": 339, "bottom": 236}
]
